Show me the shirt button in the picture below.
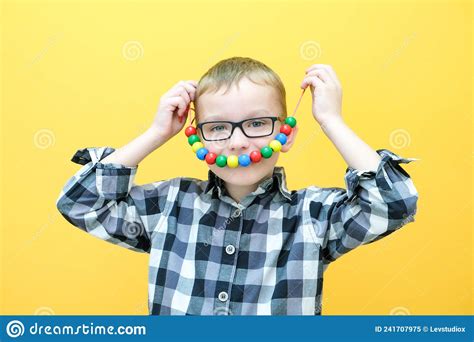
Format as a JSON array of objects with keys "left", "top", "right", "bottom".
[
  {"left": 218, "top": 291, "right": 229, "bottom": 302},
  {"left": 233, "top": 208, "right": 241, "bottom": 217},
  {"left": 225, "top": 244, "right": 235, "bottom": 255}
]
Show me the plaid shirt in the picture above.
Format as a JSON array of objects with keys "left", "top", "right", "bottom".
[{"left": 56, "top": 146, "right": 418, "bottom": 315}]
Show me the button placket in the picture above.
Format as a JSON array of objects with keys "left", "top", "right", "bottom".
[{"left": 214, "top": 204, "right": 244, "bottom": 312}]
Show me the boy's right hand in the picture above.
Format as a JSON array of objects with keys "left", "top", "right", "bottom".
[{"left": 151, "top": 80, "right": 198, "bottom": 141}]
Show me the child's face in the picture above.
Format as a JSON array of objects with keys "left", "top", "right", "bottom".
[{"left": 196, "top": 77, "right": 297, "bottom": 188}]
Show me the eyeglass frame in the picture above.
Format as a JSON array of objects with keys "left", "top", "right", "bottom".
[{"left": 196, "top": 116, "right": 284, "bottom": 142}]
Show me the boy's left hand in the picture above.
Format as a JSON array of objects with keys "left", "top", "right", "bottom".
[{"left": 301, "top": 64, "right": 343, "bottom": 126}]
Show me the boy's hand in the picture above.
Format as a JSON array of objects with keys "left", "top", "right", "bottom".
[
  {"left": 151, "top": 80, "right": 198, "bottom": 141},
  {"left": 301, "top": 64, "right": 343, "bottom": 126}
]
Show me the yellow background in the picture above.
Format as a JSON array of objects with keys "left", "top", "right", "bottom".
[{"left": 1, "top": 0, "right": 472, "bottom": 315}]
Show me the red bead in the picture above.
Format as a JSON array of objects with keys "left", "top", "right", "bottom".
[
  {"left": 280, "top": 124, "right": 292, "bottom": 136},
  {"left": 250, "top": 150, "right": 262, "bottom": 163},
  {"left": 185, "top": 126, "right": 197, "bottom": 137},
  {"left": 205, "top": 152, "right": 217, "bottom": 165}
]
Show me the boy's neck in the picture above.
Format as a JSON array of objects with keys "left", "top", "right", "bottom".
[{"left": 223, "top": 168, "right": 274, "bottom": 203}]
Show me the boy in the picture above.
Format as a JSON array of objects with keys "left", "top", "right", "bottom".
[{"left": 56, "top": 57, "right": 418, "bottom": 315}]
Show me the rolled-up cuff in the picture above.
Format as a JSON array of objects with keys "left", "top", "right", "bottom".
[
  {"left": 344, "top": 149, "right": 419, "bottom": 200},
  {"left": 96, "top": 162, "right": 137, "bottom": 199},
  {"left": 70, "top": 146, "right": 138, "bottom": 200}
]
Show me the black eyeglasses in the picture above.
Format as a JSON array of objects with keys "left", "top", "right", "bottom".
[{"left": 197, "top": 116, "right": 282, "bottom": 142}]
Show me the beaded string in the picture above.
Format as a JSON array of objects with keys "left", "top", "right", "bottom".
[{"left": 184, "top": 88, "right": 307, "bottom": 168}]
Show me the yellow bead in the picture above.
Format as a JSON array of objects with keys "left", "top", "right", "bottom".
[
  {"left": 192, "top": 142, "right": 204, "bottom": 153},
  {"left": 269, "top": 140, "right": 282, "bottom": 152},
  {"left": 227, "top": 155, "right": 239, "bottom": 168}
]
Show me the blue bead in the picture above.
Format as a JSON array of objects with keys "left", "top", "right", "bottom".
[
  {"left": 275, "top": 133, "right": 287, "bottom": 145},
  {"left": 238, "top": 154, "right": 251, "bottom": 167},
  {"left": 196, "top": 148, "right": 209, "bottom": 160}
]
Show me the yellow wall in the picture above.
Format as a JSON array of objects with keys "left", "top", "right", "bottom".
[{"left": 1, "top": 0, "right": 471, "bottom": 315}]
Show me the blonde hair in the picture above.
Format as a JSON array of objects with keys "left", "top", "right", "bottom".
[{"left": 194, "top": 57, "right": 287, "bottom": 123}]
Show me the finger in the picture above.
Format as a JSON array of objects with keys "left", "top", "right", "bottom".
[
  {"left": 171, "top": 80, "right": 194, "bottom": 93},
  {"left": 320, "top": 67, "right": 341, "bottom": 87},
  {"left": 168, "top": 96, "right": 187, "bottom": 116},
  {"left": 169, "top": 86, "right": 191, "bottom": 104},
  {"left": 174, "top": 82, "right": 196, "bottom": 101},
  {"left": 309, "top": 68, "right": 335, "bottom": 85},
  {"left": 179, "top": 106, "right": 190, "bottom": 123},
  {"left": 182, "top": 82, "right": 197, "bottom": 101},
  {"left": 306, "top": 65, "right": 340, "bottom": 86},
  {"left": 301, "top": 75, "right": 325, "bottom": 89},
  {"left": 185, "top": 80, "right": 199, "bottom": 87},
  {"left": 177, "top": 80, "right": 198, "bottom": 90},
  {"left": 303, "top": 69, "right": 330, "bottom": 84},
  {"left": 178, "top": 87, "right": 191, "bottom": 103}
]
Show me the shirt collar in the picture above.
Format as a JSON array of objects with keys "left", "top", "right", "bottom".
[{"left": 204, "top": 166, "right": 292, "bottom": 201}]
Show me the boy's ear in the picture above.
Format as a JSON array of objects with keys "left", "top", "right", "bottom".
[{"left": 280, "top": 125, "right": 298, "bottom": 153}]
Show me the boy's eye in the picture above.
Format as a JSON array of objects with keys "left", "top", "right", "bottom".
[
  {"left": 210, "top": 125, "right": 228, "bottom": 132},
  {"left": 247, "top": 120, "right": 266, "bottom": 128}
]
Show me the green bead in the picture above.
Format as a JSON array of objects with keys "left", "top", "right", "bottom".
[
  {"left": 216, "top": 155, "right": 227, "bottom": 167},
  {"left": 285, "top": 117, "right": 297, "bottom": 128},
  {"left": 261, "top": 146, "right": 273, "bottom": 158},
  {"left": 188, "top": 134, "right": 200, "bottom": 146}
]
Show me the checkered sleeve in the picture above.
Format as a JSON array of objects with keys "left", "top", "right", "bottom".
[
  {"left": 55, "top": 146, "right": 174, "bottom": 253},
  {"left": 308, "top": 149, "right": 419, "bottom": 265}
]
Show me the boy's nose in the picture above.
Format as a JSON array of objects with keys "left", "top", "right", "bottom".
[{"left": 228, "top": 127, "right": 250, "bottom": 151}]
